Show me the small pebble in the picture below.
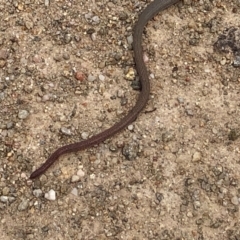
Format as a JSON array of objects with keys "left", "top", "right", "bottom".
[
  {"left": 90, "top": 174, "right": 95, "bottom": 180},
  {"left": 18, "top": 199, "right": 29, "bottom": 211},
  {"left": 0, "top": 49, "right": 9, "bottom": 60},
  {"left": 44, "top": 0, "right": 50, "bottom": 6},
  {"left": 127, "top": 125, "right": 134, "bottom": 131},
  {"left": 64, "top": 34, "right": 72, "bottom": 44},
  {"left": 0, "top": 196, "right": 8, "bottom": 203},
  {"left": 84, "top": 12, "right": 93, "bottom": 21},
  {"left": 63, "top": 53, "right": 70, "bottom": 60},
  {"left": 127, "top": 35, "right": 133, "bottom": 45},
  {"left": 87, "top": 74, "right": 96, "bottom": 82},
  {"left": 6, "top": 122, "right": 14, "bottom": 129},
  {"left": 92, "top": 16, "right": 100, "bottom": 24},
  {"left": 122, "top": 143, "right": 139, "bottom": 161},
  {"left": 233, "top": 56, "right": 240, "bottom": 67},
  {"left": 2, "top": 187, "right": 9, "bottom": 195},
  {"left": 42, "top": 94, "right": 50, "bottom": 102},
  {"left": 75, "top": 71, "right": 85, "bottom": 81},
  {"left": 149, "top": 73, "right": 155, "bottom": 79},
  {"left": 231, "top": 196, "right": 239, "bottom": 205},
  {"left": 61, "top": 127, "right": 72, "bottom": 136},
  {"left": 45, "top": 189, "right": 56, "bottom": 201},
  {"left": 220, "top": 57, "right": 226, "bottom": 65},
  {"left": 53, "top": 54, "right": 62, "bottom": 62},
  {"left": 98, "top": 74, "right": 105, "bottom": 81},
  {"left": 186, "top": 211, "right": 193, "bottom": 218},
  {"left": 18, "top": 110, "right": 29, "bottom": 119},
  {"left": 143, "top": 53, "right": 149, "bottom": 63},
  {"left": 192, "top": 151, "right": 202, "bottom": 162},
  {"left": 177, "top": 97, "right": 184, "bottom": 104},
  {"left": 71, "top": 175, "right": 80, "bottom": 183},
  {"left": 33, "top": 189, "right": 43, "bottom": 198},
  {"left": 8, "top": 197, "right": 15, "bottom": 203},
  {"left": 91, "top": 32, "right": 97, "bottom": 41},
  {"left": 81, "top": 132, "right": 89, "bottom": 140},
  {"left": 212, "top": 128, "right": 218, "bottom": 134},
  {"left": 185, "top": 109, "right": 194, "bottom": 116},
  {"left": 99, "top": 62, "right": 105, "bottom": 69},
  {"left": 125, "top": 68, "right": 135, "bottom": 81},
  {"left": 71, "top": 188, "right": 78, "bottom": 196},
  {"left": 32, "top": 54, "right": 42, "bottom": 63},
  {"left": 77, "top": 169, "right": 85, "bottom": 178}
]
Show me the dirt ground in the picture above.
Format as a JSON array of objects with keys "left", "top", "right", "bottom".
[{"left": 0, "top": 0, "right": 240, "bottom": 239}]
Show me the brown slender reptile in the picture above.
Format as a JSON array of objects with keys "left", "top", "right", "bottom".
[{"left": 30, "top": 0, "right": 180, "bottom": 179}]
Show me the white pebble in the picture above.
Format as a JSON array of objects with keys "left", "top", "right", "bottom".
[
  {"left": 90, "top": 173, "right": 95, "bottom": 179},
  {"left": 220, "top": 57, "right": 226, "bottom": 65},
  {"left": 77, "top": 169, "right": 85, "bottom": 178},
  {"left": 127, "top": 35, "right": 133, "bottom": 45},
  {"left": 98, "top": 74, "right": 105, "bottom": 81},
  {"left": 91, "top": 32, "right": 97, "bottom": 41},
  {"left": 71, "top": 188, "right": 78, "bottom": 196},
  {"left": 18, "top": 109, "right": 29, "bottom": 119},
  {"left": 92, "top": 16, "right": 100, "bottom": 24},
  {"left": 87, "top": 74, "right": 96, "bottom": 82},
  {"left": 42, "top": 94, "right": 50, "bottom": 102},
  {"left": 127, "top": 124, "right": 134, "bottom": 131},
  {"left": 143, "top": 53, "right": 149, "bottom": 62},
  {"left": 71, "top": 175, "right": 80, "bottom": 183},
  {"left": 81, "top": 132, "right": 89, "bottom": 140},
  {"left": 0, "top": 196, "right": 8, "bottom": 203},
  {"left": 44, "top": 0, "right": 50, "bottom": 6},
  {"left": 61, "top": 127, "right": 72, "bottom": 136},
  {"left": 44, "top": 189, "right": 56, "bottom": 201},
  {"left": 192, "top": 151, "right": 201, "bottom": 162},
  {"left": 231, "top": 196, "right": 239, "bottom": 205},
  {"left": 18, "top": 200, "right": 29, "bottom": 211},
  {"left": 149, "top": 73, "right": 155, "bottom": 79}
]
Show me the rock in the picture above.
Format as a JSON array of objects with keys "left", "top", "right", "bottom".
[
  {"left": 44, "top": 189, "right": 56, "bottom": 201},
  {"left": 33, "top": 189, "right": 43, "bottom": 198},
  {"left": 231, "top": 196, "right": 239, "bottom": 205},
  {"left": 77, "top": 169, "right": 85, "bottom": 178},
  {"left": 192, "top": 151, "right": 202, "bottom": 162},
  {"left": 71, "top": 175, "right": 80, "bottom": 183},
  {"left": 18, "top": 199, "right": 29, "bottom": 211},
  {"left": 18, "top": 109, "right": 29, "bottom": 119}
]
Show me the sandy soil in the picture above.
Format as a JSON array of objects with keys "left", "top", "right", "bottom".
[{"left": 0, "top": 0, "right": 240, "bottom": 239}]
